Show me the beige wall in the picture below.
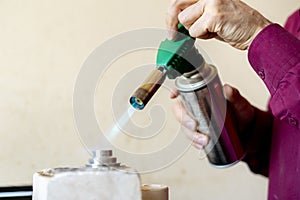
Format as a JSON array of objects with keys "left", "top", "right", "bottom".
[{"left": 0, "top": 0, "right": 298, "bottom": 199}]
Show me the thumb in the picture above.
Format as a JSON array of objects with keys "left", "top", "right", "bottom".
[
  {"left": 223, "top": 84, "right": 255, "bottom": 129},
  {"left": 223, "top": 84, "right": 241, "bottom": 103},
  {"left": 224, "top": 84, "right": 248, "bottom": 110}
]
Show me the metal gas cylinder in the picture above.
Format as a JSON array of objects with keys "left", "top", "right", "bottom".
[{"left": 175, "top": 61, "right": 245, "bottom": 167}]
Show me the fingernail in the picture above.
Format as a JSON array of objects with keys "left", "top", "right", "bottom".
[{"left": 197, "top": 135, "right": 208, "bottom": 146}]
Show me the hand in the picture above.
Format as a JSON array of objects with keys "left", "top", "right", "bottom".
[
  {"left": 171, "top": 84, "right": 255, "bottom": 149},
  {"left": 166, "top": 0, "right": 272, "bottom": 50}
]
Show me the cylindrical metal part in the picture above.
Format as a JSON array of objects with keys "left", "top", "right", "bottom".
[
  {"left": 130, "top": 67, "right": 166, "bottom": 110},
  {"left": 92, "top": 150, "right": 112, "bottom": 157},
  {"left": 175, "top": 63, "right": 245, "bottom": 167},
  {"left": 141, "top": 184, "right": 168, "bottom": 200},
  {"left": 87, "top": 149, "right": 120, "bottom": 168}
]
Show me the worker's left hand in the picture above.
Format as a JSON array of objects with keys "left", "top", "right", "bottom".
[{"left": 170, "top": 84, "right": 255, "bottom": 149}]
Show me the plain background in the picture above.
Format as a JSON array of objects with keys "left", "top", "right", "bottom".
[{"left": 0, "top": 0, "right": 298, "bottom": 199}]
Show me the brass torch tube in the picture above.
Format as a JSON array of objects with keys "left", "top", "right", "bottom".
[{"left": 130, "top": 67, "right": 166, "bottom": 110}]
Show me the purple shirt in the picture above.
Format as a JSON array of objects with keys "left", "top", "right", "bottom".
[{"left": 247, "top": 9, "right": 300, "bottom": 200}]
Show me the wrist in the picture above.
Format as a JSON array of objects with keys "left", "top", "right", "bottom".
[{"left": 246, "top": 18, "right": 272, "bottom": 50}]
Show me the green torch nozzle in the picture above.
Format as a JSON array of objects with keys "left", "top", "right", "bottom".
[
  {"left": 129, "top": 24, "right": 205, "bottom": 110},
  {"left": 156, "top": 24, "right": 204, "bottom": 79}
]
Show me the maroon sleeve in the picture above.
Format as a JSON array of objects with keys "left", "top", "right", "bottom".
[
  {"left": 242, "top": 108, "right": 273, "bottom": 176},
  {"left": 248, "top": 24, "right": 300, "bottom": 128},
  {"left": 284, "top": 9, "right": 300, "bottom": 39},
  {"left": 244, "top": 21, "right": 300, "bottom": 175}
]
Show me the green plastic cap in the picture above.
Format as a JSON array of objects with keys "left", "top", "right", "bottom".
[{"left": 156, "top": 24, "right": 204, "bottom": 79}]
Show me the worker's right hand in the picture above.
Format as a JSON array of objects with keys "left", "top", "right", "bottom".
[
  {"left": 166, "top": 0, "right": 272, "bottom": 50},
  {"left": 171, "top": 84, "right": 255, "bottom": 150}
]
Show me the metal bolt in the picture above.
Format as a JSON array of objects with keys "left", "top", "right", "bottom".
[{"left": 87, "top": 150, "right": 120, "bottom": 168}]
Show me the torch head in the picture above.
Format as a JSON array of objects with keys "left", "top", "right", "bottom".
[
  {"left": 129, "top": 67, "right": 167, "bottom": 110},
  {"left": 129, "top": 24, "right": 204, "bottom": 110},
  {"left": 130, "top": 96, "right": 145, "bottom": 110}
]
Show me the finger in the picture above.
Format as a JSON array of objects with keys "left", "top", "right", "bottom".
[
  {"left": 172, "top": 100, "right": 197, "bottom": 131},
  {"left": 183, "top": 128, "right": 209, "bottom": 147},
  {"left": 169, "top": 86, "right": 179, "bottom": 99},
  {"left": 192, "top": 141, "right": 204, "bottom": 150},
  {"left": 223, "top": 84, "right": 238, "bottom": 102},
  {"left": 166, "top": 9, "right": 179, "bottom": 40},
  {"left": 223, "top": 84, "right": 250, "bottom": 112},
  {"left": 188, "top": 12, "right": 212, "bottom": 39},
  {"left": 166, "top": 0, "right": 198, "bottom": 39},
  {"left": 223, "top": 84, "right": 255, "bottom": 128},
  {"left": 169, "top": 0, "right": 199, "bottom": 9},
  {"left": 192, "top": 134, "right": 209, "bottom": 149},
  {"left": 192, "top": 132, "right": 209, "bottom": 147},
  {"left": 178, "top": 1, "right": 203, "bottom": 28},
  {"left": 197, "top": 32, "right": 218, "bottom": 40}
]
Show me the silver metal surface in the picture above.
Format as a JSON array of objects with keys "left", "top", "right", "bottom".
[
  {"left": 86, "top": 150, "right": 121, "bottom": 168},
  {"left": 93, "top": 149, "right": 113, "bottom": 157},
  {"left": 175, "top": 63, "right": 245, "bottom": 167}
]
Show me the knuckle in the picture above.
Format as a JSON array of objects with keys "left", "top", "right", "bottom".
[
  {"left": 189, "top": 29, "right": 198, "bottom": 38},
  {"left": 231, "top": 87, "right": 240, "bottom": 97},
  {"left": 178, "top": 13, "right": 186, "bottom": 23}
]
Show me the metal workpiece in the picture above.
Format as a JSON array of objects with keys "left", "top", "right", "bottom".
[
  {"left": 93, "top": 149, "right": 113, "bottom": 157},
  {"left": 130, "top": 67, "right": 167, "bottom": 110},
  {"left": 33, "top": 162, "right": 141, "bottom": 200},
  {"left": 86, "top": 150, "right": 121, "bottom": 168}
]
